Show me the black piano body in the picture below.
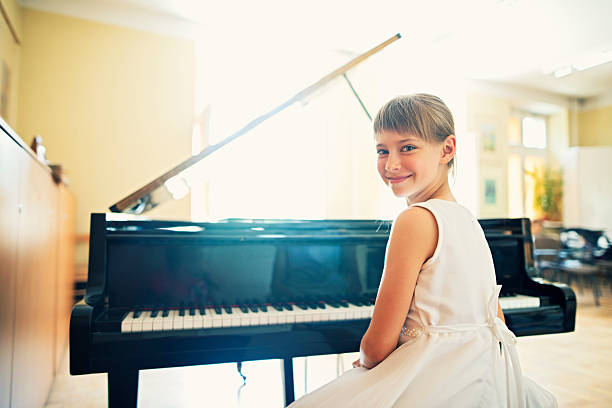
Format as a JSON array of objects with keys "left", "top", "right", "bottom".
[{"left": 70, "top": 214, "right": 576, "bottom": 407}]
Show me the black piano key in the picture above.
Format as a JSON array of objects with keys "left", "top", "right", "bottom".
[
  {"left": 316, "top": 301, "right": 326, "bottom": 309},
  {"left": 351, "top": 300, "right": 364, "bottom": 307},
  {"left": 162, "top": 309, "right": 170, "bottom": 317},
  {"left": 150, "top": 309, "right": 159, "bottom": 318},
  {"left": 339, "top": 300, "right": 350, "bottom": 308},
  {"left": 273, "top": 304, "right": 284, "bottom": 312},
  {"left": 214, "top": 306, "right": 222, "bottom": 315},
  {"left": 327, "top": 300, "right": 340, "bottom": 308},
  {"left": 239, "top": 305, "right": 249, "bottom": 313},
  {"left": 259, "top": 305, "right": 268, "bottom": 312},
  {"left": 133, "top": 310, "right": 142, "bottom": 318},
  {"left": 297, "top": 303, "right": 308, "bottom": 310},
  {"left": 224, "top": 305, "right": 233, "bottom": 314},
  {"left": 306, "top": 302, "right": 318, "bottom": 310},
  {"left": 248, "top": 304, "right": 259, "bottom": 313},
  {"left": 189, "top": 308, "right": 195, "bottom": 316},
  {"left": 282, "top": 303, "right": 293, "bottom": 311}
]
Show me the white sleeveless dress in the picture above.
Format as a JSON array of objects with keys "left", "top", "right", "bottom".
[{"left": 289, "top": 199, "right": 557, "bottom": 407}]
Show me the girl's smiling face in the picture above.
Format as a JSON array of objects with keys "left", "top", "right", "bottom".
[{"left": 376, "top": 130, "right": 451, "bottom": 202}]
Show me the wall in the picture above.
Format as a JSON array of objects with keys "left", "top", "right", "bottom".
[
  {"left": 563, "top": 146, "right": 612, "bottom": 231},
  {"left": 547, "top": 110, "right": 570, "bottom": 168},
  {"left": 466, "top": 92, "right": 512, "bottom": 218},
  {"left": 17, "top": 8, "right": 196, "bottom": 246},
  {"left": 0, "top": 0, "right": 21, "bottom": 127},
  {"left": 577, "top": 105, "right": 612, "bottom": 146}
]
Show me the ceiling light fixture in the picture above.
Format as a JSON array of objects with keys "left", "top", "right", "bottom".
[
  {"left": 551, "top": 50, "right": 612, "bottom": 78},
  {"left": 573, "top": 50, "right": 612, "bottom": 71},
  {"left": 553, "top": 66, "right": 573, "bottom": 78}
]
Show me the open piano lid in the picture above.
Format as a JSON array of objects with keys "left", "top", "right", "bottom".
[{"left": 109, "top": 34, "right": 401, "bottom": 214}]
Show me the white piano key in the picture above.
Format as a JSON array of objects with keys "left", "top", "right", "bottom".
[
  {"left": 327, "top": 306, "right": 341, "bottom": 321},
  {"left": 302, "top": 309, "right": 314, "bottom": 322},
  {"left": 193, "top": 310, "right": 204, "bottom": 329},
  {"left": 267, "top": 308, "right": 280, "bottom": 325},
  {"left": 141, "top": 311, "right": 153, "bottom": 332},
  {"left": 212, "top": 309, "right": 223, "bottom": 328},
  {"left": 162, "top": 310, "right": 175, "bottom": 331},
  {"left": 152, "top": 311, "right": 164, "bottom": 331},
  {"left": 131, "top": 311, "right": 145, "bottom": 332},
  {"left": 202, "top": 308, "right": 214, "bottom": 329},
  {"left": 284, "top": 308, "right": 296, "bottom": 323},
  {"left": 276, "top": 309, "right": 287, "bottom": 324},
  {"left": 344, "top": 306, "right": 357, "bottom": 320},
  {"left": 316, "top": 305, "right": 331, "bottom": 321},
  {"left": 258, "top": 309, "right": 269, "bottom": 326},
  {"left": 294, "top": 308, "right": 309, "bottom": 323},
  {"left": 230, "top": 307, "right": 242, "bottom": 327},
  {"left": 239, "top": 309, "right": 251, "bottom": 326},
  {"left": 249, "top": 310, "right": 260, "bottom": 326},
  {"left": 350, "top": 304, "right": 372, "bottom": 320},
  {"left": 221, "top": 309, "right": 234, "bottom": 328},
  {"left": 121, "top": 311, "right": 135, "bottom": 333},
  {"left": 183, "top": 310, "right": 194, "bottom": 330},
  {"left": 173, "top": 310, "right": 185, "bottom": 330}
]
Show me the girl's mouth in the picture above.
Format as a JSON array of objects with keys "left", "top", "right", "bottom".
[{"left": 388, "top": 175, "right": 412, "bottom": 184}]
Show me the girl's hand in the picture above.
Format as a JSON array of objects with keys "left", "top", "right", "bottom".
[{"left": 352, "top": 358, "right": 362, "bottom": 368}]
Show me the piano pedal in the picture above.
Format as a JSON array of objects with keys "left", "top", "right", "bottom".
[
  {"left": 236, "top": 361, "right": 247, "bottom": 384},
  {"left": 236, "top": 361, "right": 247, "bottom": 404}
]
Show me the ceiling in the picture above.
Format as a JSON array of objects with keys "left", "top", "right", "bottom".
[{"left": 20, "top": 0, "right": 612, "bottom": 100}]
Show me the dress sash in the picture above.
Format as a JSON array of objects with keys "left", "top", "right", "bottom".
[{"left": 400, "top": 285, "right": 526, "bottom": 407}]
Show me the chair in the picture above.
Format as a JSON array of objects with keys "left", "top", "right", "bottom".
[
  {"left": 559, "top": 259, "right": 601, "bottom": 305},
  {"left": 533, "top": 236, "right": 562, "bottom": 281},
  {"left": 558, "top": 228, "right": 611, "bottom": 306}
]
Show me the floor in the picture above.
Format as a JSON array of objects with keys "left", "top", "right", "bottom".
[{"left": 45, "top": 285, "right": 612, "bottom": 407}]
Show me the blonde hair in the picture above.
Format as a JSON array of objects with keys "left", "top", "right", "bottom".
[{"left": 373, "top": 94, "right": 455, "bottom": 170}]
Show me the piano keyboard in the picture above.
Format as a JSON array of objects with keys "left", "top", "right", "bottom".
[
  {"left": 120, "top": 302, "right": 375, "bottom": 333},
  {"left": 499, "top": 294, "right": 540, "bottom": 310},
  {"left": 120, "top": 294, "right": 540, "bottom": 333}
]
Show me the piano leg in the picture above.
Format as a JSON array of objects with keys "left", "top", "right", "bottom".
[
  {"left": 108, "top": 368, "right": 139, "bottom": 408},
  {"left": 282, "top": 358, "right": 295, "bottom": 406}
]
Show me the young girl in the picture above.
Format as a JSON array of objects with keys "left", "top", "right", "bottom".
[{"left": 289, "top": 94, "right": 557, "bottom": 407}]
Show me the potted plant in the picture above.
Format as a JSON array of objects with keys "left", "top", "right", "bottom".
[{"left": 527, "top": 166, "right": 563, "bottom": 221}]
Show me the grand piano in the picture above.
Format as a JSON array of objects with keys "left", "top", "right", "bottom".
[
  {"left": 70, "top": 215, "right": 575, "bottom": 407},
  {"left": 69, "top": 35, "right": 576, "bottom": 407}
]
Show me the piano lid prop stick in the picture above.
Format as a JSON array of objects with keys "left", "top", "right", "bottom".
[
  {"left": 342, "top": 73, "right": 372, "bottom": 121},
  {"left": 109, "top": 33, "right": 402, "bottom": 214}
]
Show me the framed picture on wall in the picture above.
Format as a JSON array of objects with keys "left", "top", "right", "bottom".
[
  {"left": 1, "top": 61, "right": 10, "bottom": 119},
  {"left": 479, "top": 164, "right": 506, "bottom": 216},
  {"left": 474, "top": 115, "right": 502, "bottom": 159}
]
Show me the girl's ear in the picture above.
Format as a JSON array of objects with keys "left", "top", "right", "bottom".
[{"left": 440, "top": 134, "right": 456, "bottom": 165}]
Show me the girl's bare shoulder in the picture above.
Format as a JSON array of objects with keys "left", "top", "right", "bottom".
[
  {"left": 394, "top": 205, "right": 437, "bottom": 235},
  {"left": 390, "top": 206, "right": 438, "bottom": 257}
]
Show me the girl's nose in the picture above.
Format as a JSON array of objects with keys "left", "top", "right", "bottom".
[{"left": 385, "top": 154, "right": 401, "bottom": 172}]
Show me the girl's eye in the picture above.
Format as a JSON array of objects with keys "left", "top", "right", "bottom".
[
  {"left": 400, "top": 145, "right": 416, "bottom": 152},
  {"left": 376, "top": 148, "right": 388, "bottom": 156}
]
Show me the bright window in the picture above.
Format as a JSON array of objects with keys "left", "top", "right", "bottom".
[
  {"left": 506, "top": 115, "right": 548, "bottom": 218},
  {"left": 521, "top": 116, "right": 546, "bottom": 149}
]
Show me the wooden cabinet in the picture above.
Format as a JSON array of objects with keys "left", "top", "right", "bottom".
[
  {"left": 0, "top": 128, "right": 75, "bottom": 408},
  {"left": 55, "top": 184, "right": 76, "bottom": 371},
  {"left": 0, "top": 130, "right": 21, "bottom": 408}
]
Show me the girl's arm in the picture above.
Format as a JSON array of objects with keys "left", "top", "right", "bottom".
[
  {"left": 359, "top": 207, "right": 438, "bottom": 368},
  {"left": 497, "top": 301, "right": 505, "bottom": 323}
]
